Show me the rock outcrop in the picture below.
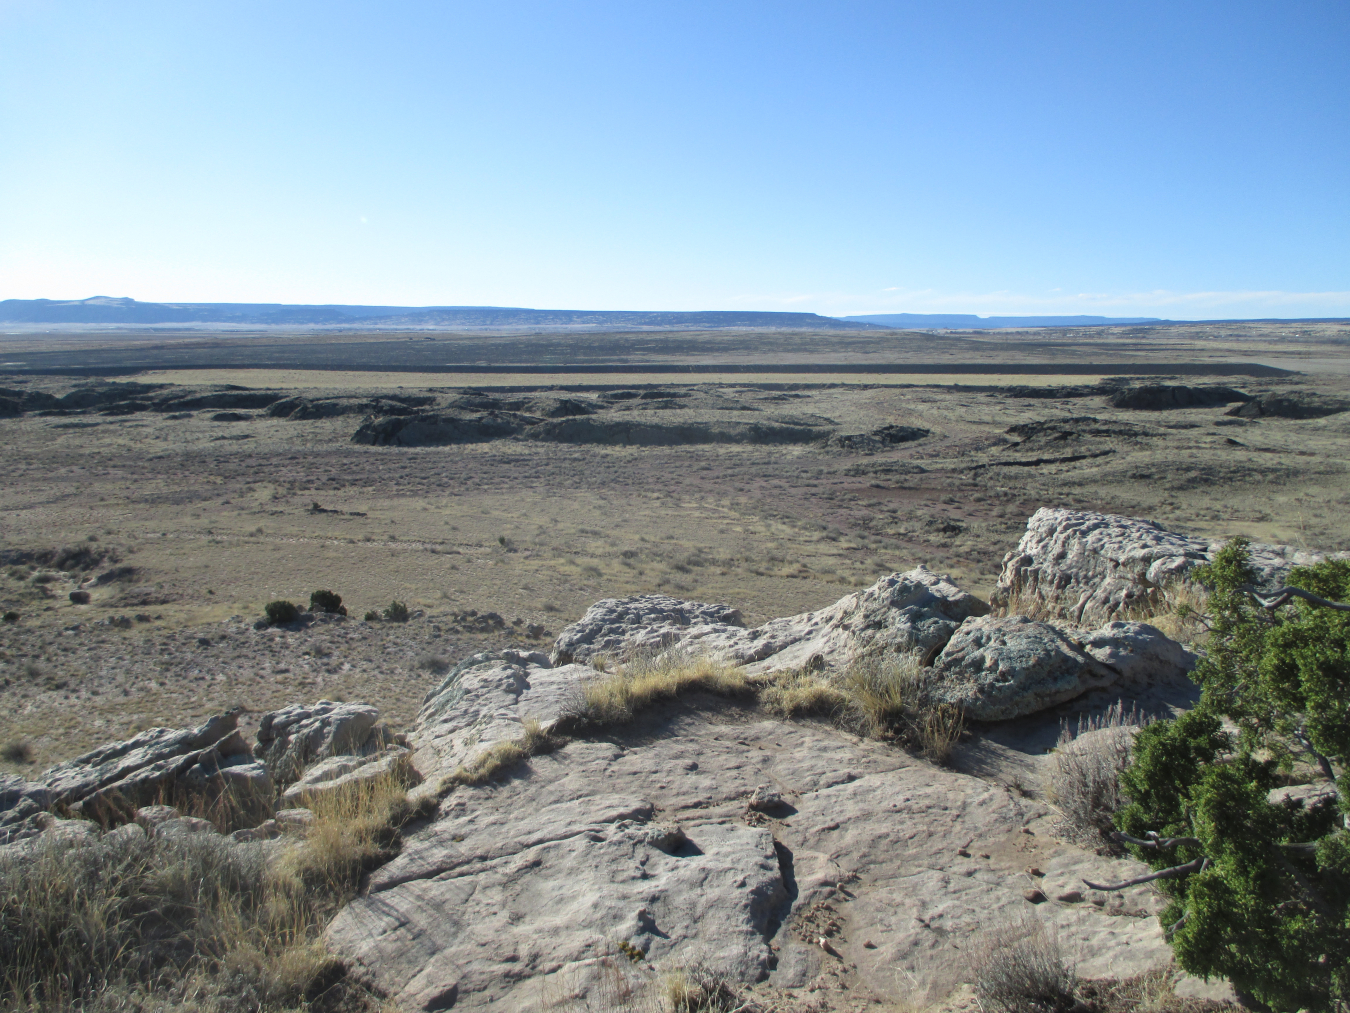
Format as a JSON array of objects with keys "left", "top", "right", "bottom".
[
  {"left": 994, "top": 507, "right": 1347, "bottom": 623},
  {"left": 552, "top": 567, "right": 988, "bottom": 672},
  {"left": 351, "top": 411, "right": 541, "bottom": 446},
  {"left": 253, "top": 700, "right": 385, "bottom": 783},
  {"left": 523, "top": 415, "right": 830, "bottom": 446},
  {"left": 36, "top": 710, "right": 272, "bottom": 824},
  {"left": 1105, "top": 384, "right": 1250, "bottom": 410},
  {"left": 415, "top": 650, "right": 592, "bottom": 779}
]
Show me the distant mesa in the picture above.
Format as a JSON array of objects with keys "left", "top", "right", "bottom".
[
  {"left": 839, "top": 313, "right": 1163, "bottom": 329},
  {"left": 0, "top": 297, "right": 880, "bottom": 331}
]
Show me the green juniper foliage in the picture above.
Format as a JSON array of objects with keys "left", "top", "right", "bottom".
[{"left": 1116, "top": 539, "right": 1350, "bottom": 1010}]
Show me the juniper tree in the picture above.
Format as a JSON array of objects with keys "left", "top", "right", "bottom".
[{"left": 1100, "top": 540, "right": 1350, "bottom": 1011}]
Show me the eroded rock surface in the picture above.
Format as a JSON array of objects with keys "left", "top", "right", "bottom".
[
  {"left": 415, "top": 650, "right": 592, "bottom": 780},
  {"left": 926, "top": 616, "right": 1121, "bottom": 721},
  {"left": 552, "top": 567, "right": 987, "bottom": 673},
  {"left": 329, "top": 706, "right": 1178, "bottom": 1011},
  {"left": 253, "top": 700, "right": 383, "bottom": 782},
  {"left": 994, "top": 507, "right": 1346, "bottom": 623}
]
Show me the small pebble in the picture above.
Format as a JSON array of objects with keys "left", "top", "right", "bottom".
[
  {"left": 957, "top": 847, "right": 970, "bottom": 857},
  {"left": 863, "top": 940, "right": 877, "bottom": 949},
  {"left": 1057, "top": 890, "right": 1084, "bottom": 903},
  {"left": 1023, "top": 888, "right": 1047, "bottom": 904},
  {"left": 1025, "top": 866, "right": 1043, "bottom": 877}
]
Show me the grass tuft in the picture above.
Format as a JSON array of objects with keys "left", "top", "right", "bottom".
[
  {"left": 972, "top": 917, "right": 1077, "bottom": 1013},
  {"left": 838, "top": 653, "right": 965, "bottom": 763},
  {"left": 565, "top": 654, "right": 752, "bottom": 729},
  {"left": 440, "top": 717, "right": 564, "bottom": 792}
]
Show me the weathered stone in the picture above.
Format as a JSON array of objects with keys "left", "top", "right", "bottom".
[
  {"left": 134, "top": 804, "right": 181, "bottom": 830},
  {"left": 993, "top": 508, "right": 1348, "bottom": 623},
  {"left": 551, "top": 567, "right": 987, "bottom": 673},
  {"left": 926, "top": 616, "right": 1120, "bottom": 721},
  {"left": 157, "top": 816, "right": 217, "bottom": 836},
  {"left": 415, "top": 650, "right": 591, "bottom": 781},
  {"left": 747, "top": 784, "right": 783, "bottom": 811},
  {"left": 280, "top": 746, "right": 420, "bottom": 807},
  {"left": 39, "top": 711, "right": 256, "bottom": 821},
  {"left": 253, "top": 700, "right": 382, "bottom": 782},
  {"left": 551, "top": 596, "right": 745, "bottom": 666},
  {"left": 274, "top": 807, "right": 315, "bottom": 831},
  {"left": 332, "top": 706, "right": 1176, "bottom": 1011},
  {"left": 1079, "top": 621, "right": 1196, "bottom": 682}
]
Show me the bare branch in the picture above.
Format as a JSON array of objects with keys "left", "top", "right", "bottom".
[
  {"left": 1277, "top": 841, "right": 1319, "bottom": 854},
  {"left": 1083, "top": 857, "right": 1206, "bottom": 892},
  {"left": 1111, "top": 831, "right": 1204, "bottom": 851},
  {"left": 1239, "top": 585, "right": 1350, "bottom": 613}
]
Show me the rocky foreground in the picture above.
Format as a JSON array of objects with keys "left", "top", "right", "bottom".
[{"left": 5, "top": 507, "right": 1342, "bottom": 1011}]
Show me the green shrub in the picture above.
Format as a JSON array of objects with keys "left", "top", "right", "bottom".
[
  {"left": 309, "top": 589, "right": 346, "bottom": 615},
  {"left": 363, "top": 610, "right": 380, "bottom": 622},
  {"left": 1115, "top": 539, "right": 1350, "bottom": 1010},
  {"left": 383, "top": 600, "right": 410, "bottom": 623},
  {"left": 1, "top": 611, "right": 17, "bottom": 623},
  {"left": 264, "top": 600, "right": 300, "bottom": 625}
]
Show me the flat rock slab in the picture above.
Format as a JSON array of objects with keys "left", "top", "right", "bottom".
[{"left": 328, "top": 706, "right": 1175, "bottom": 1011}]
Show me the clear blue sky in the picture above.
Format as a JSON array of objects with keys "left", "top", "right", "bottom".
[{"left": 2, "top": 1, "right": 1347, "bottom": 318}]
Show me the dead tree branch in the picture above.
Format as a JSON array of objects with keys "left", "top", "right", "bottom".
[
  {"left": 1083, "top": 857, "right": 1207, "bottom": 892},
  {"left": 1239, "top": 585, "right": 1350, "bottom": 613}
]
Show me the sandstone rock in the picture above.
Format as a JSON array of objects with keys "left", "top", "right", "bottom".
[
  {"left": 280, "top": 746, "right": 420, "bottom": 807},
  {"left": 1079, "top": 621, "right": 1196, "bottom": 682},
  {"left": 40, "top": 711, "right": 258, "bottom": 821},
  {"left": 253, "top": 700, "right": 382, "bottom": 783},
  {"left": 747, "top": 784, "right": 783, "bottom": 811},
  {"left": 157, "top": 816, "right": 217, "bottom": 836},
  {"left": 332, "top": 706, "right": 1175, "bottom": 1010},
  {"left": 134, "top": 804, "right": 181, "bottom": 830},
  {"left": 551, "top": 567, "right": 987, "bottom": 673},
  {"left": 926, "top": 616, "right": 1120, "bottom": 721},
  {"left": 993, "top": 507, "right": 1348, "bottom": 623},
  {"left": 274, "top": 807, "right": 315, "bottom": 830},
  {"left": 416, "top": 650, "right": 591, "bottom": 780},
  {"left": 0, "top": 773, "right": 53, "bottom": 844},
  {"left": 552, "top": 596, "right": 745, "bottom": 666}
]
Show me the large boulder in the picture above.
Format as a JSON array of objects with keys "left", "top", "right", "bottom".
[
  {"left": 551, "top": 567, "right": 988, "bottom": 673},
  {"left": 253, "top": 700, "right": 384, "bottom": 783},
  {"left": 993, "top": 507, "right": 1347, "bottom": 623},
  {"left": 925, "top": 616, "right": 1194, "bottom": 720},
  {"left": 925, "top": 616, "right": 1120, "bottom": 721},
  {"left": 0, "top": 773, "right": 53, "bottom": 844},
  {"left": 415, "top": 650, "right": 591, "bottom": 781}
]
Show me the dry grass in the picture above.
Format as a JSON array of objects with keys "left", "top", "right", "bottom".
[
  {"left": 1137, "top": 581, "right": 1211, "bottom": 645},
  {"left": 839, "top": 653, "right": 965, "bottom": 763},
  {"left": 971, "top": 917, "right": 1077, "bottom": 1013},
  {"left": 1076, "top": 966, "right": 1238, "bottom": 1013},
  {"left": 565, "top": 654, "right": 752, "bottom": 729},
  {"left": 1044, "top": 702, "right": 1138, "bottom": 849},
  {"left": 0, "top": 769, "right": 426, "bottom": 1013},
  {"left": 539, "top": 957, "right": 742, "bottom": 1013},
  {"left": 758, "top": 668, "right": 848, "bottom": 719}
]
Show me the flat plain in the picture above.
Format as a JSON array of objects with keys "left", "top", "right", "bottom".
[{"left": 2, "top": 321, "right": 1348, "bottom": 775}]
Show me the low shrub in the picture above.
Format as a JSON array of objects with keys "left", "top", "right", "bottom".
[
  {"left": 972, "top": 917, "right": 1077, "bottom": 1013},
  {"left": 1045, "top": 702, "right": 1137, "bottom": 848},
  {"left": 309, "top": 589, "right": 346, "bottom": 615},
  {"left": 1, "top": 740, "right": 33, "bottom": 763},
  {"left": 383, "top": 601, "right": 409, "bottom": 623},
  {"left": 363, "top": 610, "right": 380, "bottom": 622},
  {"left": 1, "top": 611, "right": 18, "bottom": 623},
  {"left": 263, "top": 600, "right": 299, "bottom": 625},
  {"left": 415, "top": 652, "right": 451, "bottom": 674}
]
